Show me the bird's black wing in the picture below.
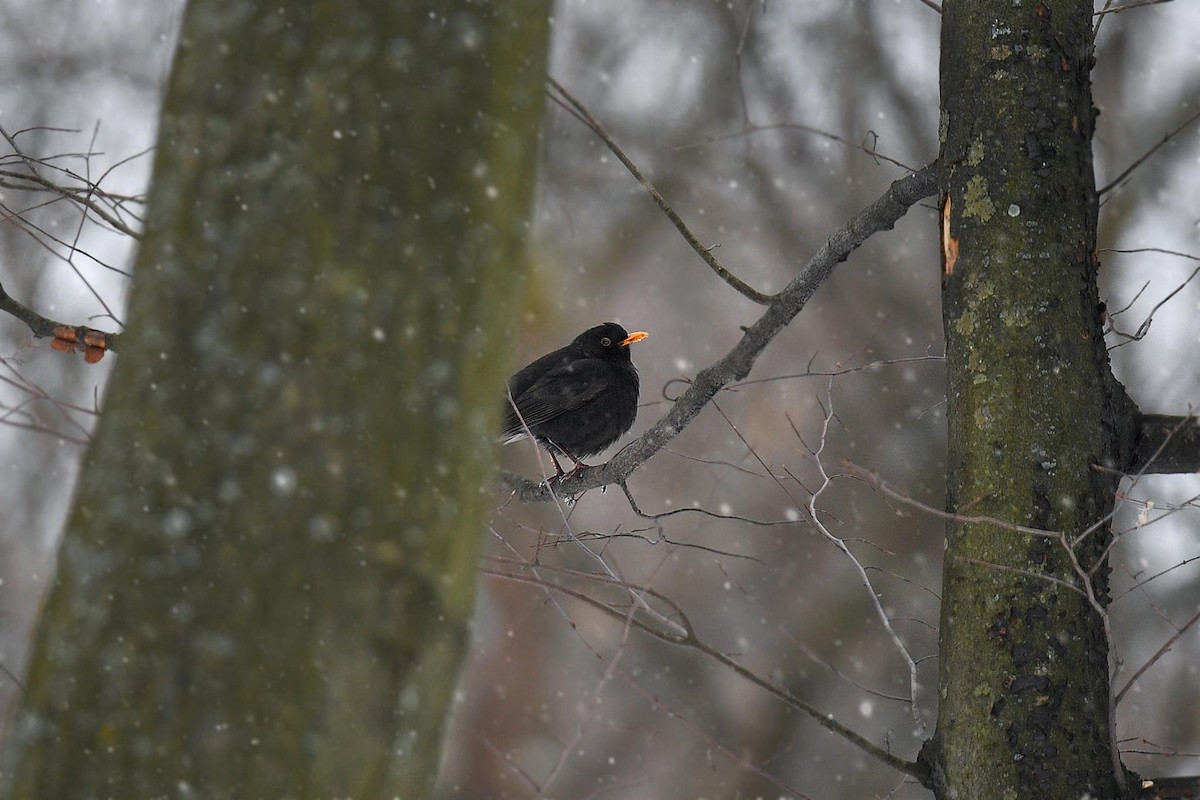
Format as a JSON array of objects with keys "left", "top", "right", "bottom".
[{"left": 502, "top": 358, "right": 611, "bottom": 438}]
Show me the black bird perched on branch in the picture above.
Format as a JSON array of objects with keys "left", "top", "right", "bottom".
[{"left": 502, "top": 322, "right": 649, "bottom": 475}]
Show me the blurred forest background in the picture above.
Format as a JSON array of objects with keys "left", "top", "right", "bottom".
[{"left": 1, "top": 1, "right": 1198, "bottom": 797}]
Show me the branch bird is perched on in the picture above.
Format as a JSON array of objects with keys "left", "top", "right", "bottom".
[{"left": 503, "top": 322, "right": 648, "bottom": 476}]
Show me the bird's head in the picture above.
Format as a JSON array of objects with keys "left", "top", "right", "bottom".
[{"left": 573, "top": 322, "right": 648, "bottom": 361}]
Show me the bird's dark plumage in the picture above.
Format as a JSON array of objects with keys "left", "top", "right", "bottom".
[{"left": 503, "top": 322, "right": 648, "bottom": 471}]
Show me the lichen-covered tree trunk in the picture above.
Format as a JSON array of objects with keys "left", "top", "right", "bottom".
[
  {"left": 923, "top": 0, "right": 1136, "bottom": 797},
  {"left": 2, "top": 2, "right": 549, "bottom": 797}
]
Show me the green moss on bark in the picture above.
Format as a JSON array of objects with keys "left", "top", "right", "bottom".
[
  {"left": 3, "top": 3, "right": 550, "bottom": 798},
  {"left": 929, "top": 0, "right": 1129, "bottom": 798}
]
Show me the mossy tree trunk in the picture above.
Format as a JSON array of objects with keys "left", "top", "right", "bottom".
[
  {"left": 922, "top": 1, "right": 1135, "bottom": 798},
  {"left": 2, "top": 2, "right": 549, "bottom": 797}
]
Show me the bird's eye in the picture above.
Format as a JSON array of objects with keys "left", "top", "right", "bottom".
[{"left": 601, "top": 337, "right": 612, "bottom": 347}]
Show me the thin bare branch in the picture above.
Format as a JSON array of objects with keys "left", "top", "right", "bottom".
[
  {"left": 1108, "top": 264, "right": 1200, "bottom": 347},
  {"left": 1114, "top": 554, "right": 1200, "bottom": 602},
  {"left": 677, "top": 121, "right": 918, "bottom": 172},
  {"left": 1132, "top": 411, "right": 1200, "bottom": 475},
  {"left": 546, "top": 78, "right": 775, "bottom": 304},
  {"left": 843, "top": 461, "right": 1060, "bottom": 539},
  {"left": 1099, "top": 106, "right": 1200, "bottom": 196},
  {"left": 0, "top": 280, "right": 120, "bottom": 357},
  {"left": 1116, "top": 607, "right": 1200, "bottom": 706},
  {"left": 1094, "top": 0, "right": 1174, "bottom": 17},
  {"left": 958, "top": 556, "right": 1087, "bottom": 597},
  {"left": 731, "top": 352, "right": 944, "bottom": 389}
]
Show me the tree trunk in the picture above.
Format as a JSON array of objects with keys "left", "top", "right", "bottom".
[
  {"left": 923, "top": 1, "right": 1135, "bottom": 797},
  {"left": 2, "top": 2, "right": 549, "bottom": 797}
]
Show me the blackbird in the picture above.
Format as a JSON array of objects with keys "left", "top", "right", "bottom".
[{"left": 502, "top": 322, "right": 648, "bottom": 474}]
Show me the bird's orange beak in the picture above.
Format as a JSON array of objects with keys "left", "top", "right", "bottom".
[{"left": 619, "top": 331, "right": 648, "bottom": 347}]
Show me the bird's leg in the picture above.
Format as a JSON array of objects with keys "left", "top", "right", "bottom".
[
  {"left": 559, "top": 446, "right": 591, "bottom": 477},
  {"left": 543, "top": 445, "right": 589, "bottom": 482}
]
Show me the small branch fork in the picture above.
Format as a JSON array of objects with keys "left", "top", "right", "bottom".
[
  {"left": 797, "top": 380, "right": 927, "bottom": 731},
  {"left": 0, "top": 123, "right": 145, "bottom": 240},
  {"left": 0, "top": 356, "right": 97, "bottom": 444}
]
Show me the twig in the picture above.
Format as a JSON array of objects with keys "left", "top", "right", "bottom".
[
  {"left": 1094, "top": 0, "right": 1173, "bottom": 17},
  {"left": 0, "top": 280, "right": 119, "bottom": 359},
  {"left": 0, "top": 357, "right": 97, "bottom": 443},
  {"left": 731, "top": 352, "right": 943, "bottom": 389},
  {"left": 1056, "top": 527, "right": 1127, "bottom": 795},
  {"left": 1113, "top": 554, "right": 1200, "bottom": 602},
  {"left": 958, "top": 556, "right": 1086, "bottom": 597},
  {"left": 0, "top": 662, "right": 26, "bottom": 694},
  {"left": 677, "top": 122, "right": 918, "bottom": 172},
  {"left": 1108, "top": 264, "right": 1200, "bottom": 346},
  {"left": 474, "top": 733, "right": 543, "bottom": 794},
  {"left": 1115, "top": 607, "right": 1200, "bottom": 706},
  {"left": 1098, "top": 106, "right": 1200, "bottom": 196},
  {"left": 546, "top": 77, "right": 775, "bottom": 305},
  {"left": 0, "top": 165, "right": 143, "bottom": 240},
  {"left": 731, "top": 0, "right": 760, "bottom": 129},
  {"left": 843, "top": 461, "right": 1060, "bottom": 539},
  {"left": 1131, "top": 411, "right": 1200, "bottom": 475}
]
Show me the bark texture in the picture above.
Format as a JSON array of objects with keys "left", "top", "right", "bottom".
[
  {"left": 926, "top": 1, "right": 1132, "bottom": 797},
  {"left": 2, "top": 2, "right": 549, "bottom": 797}
]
